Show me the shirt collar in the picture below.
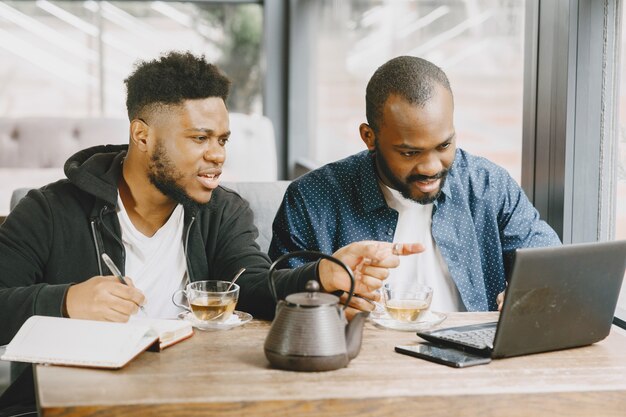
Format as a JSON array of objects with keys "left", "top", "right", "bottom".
[
  {"left": 356, "top": 151, "right": 389, "bottom": 213},
  {"left": 438, "top": 167, "right": 453, "bottom": 200},
  {"left": 431, "top": 150, "right": 459, "bottom": 209}
]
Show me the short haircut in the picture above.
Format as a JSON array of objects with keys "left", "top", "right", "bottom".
[
  {"left": 124, "top": 51, "right": 231, "bottom": 121},
  {"left": 365, "top": 56, "right": 452, "bottom": 132}
]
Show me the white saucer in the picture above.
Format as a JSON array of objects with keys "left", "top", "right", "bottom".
[
  {"left": 178, "top": 310, "right": 252, "bottom": 331},
  {"left": 371, "top": 310, "right": 447, "bottom": 332}
]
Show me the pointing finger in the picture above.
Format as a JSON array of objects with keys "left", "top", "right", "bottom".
[{"left": 392, "top": 243, "right": 424, "bottom": 256}]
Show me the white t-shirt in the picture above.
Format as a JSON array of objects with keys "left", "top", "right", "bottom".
[
  {"left": 380, "top": 183, "right": 465, "bottom": 312},
  {"left": 116, "top": 194, "right": 187, "bottom": 319}
]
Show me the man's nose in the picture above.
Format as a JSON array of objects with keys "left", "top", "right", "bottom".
[
  {"left": 415, "top": 153, "right": 443, "bottom": 177},
  {"left": 203, "top": 141, "right": 225, "bottom": 164}
]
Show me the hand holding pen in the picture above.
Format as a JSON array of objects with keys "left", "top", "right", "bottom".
[
  {"left": 101, "top": 253, "right": 146, "bottom": 313},
  {"left": 63, "top": 254, "right": 146, "bottom": 321}
]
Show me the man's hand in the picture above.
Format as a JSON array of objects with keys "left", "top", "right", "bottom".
[
  {"left": 497, "top": 290, "right": 505, "bottom": 311},
  {"left": 65, "top": 276, "right": 146, "bottom": 322},
  {"left": 317, "top": 241, "right": 424, "bottom": 316}
]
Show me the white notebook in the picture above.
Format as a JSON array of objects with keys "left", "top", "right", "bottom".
[{"left": 0, "top": 316, "right": 193, "bottom": 369}]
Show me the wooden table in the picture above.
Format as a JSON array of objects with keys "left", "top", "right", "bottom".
[{"left": 35, "top": 312, "right": 626, "bottom": 417}]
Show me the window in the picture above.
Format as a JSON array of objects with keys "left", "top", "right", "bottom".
[
  {"left": 614, "top": 0, "right": 626, "bottom": 320},
  {"left": 618, "top": 3, "right": 626, "bottom": 242},
  {"left": 289, "top": 0, "right": 526, "bottom": 181},
  {"left": 0, "top": 1, "right": 263, "bottom": 117},
  {"left": 0, "top": 1, "right": 265, "bottom": 217}
]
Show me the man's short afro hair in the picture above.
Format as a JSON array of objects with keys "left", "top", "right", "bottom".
[
  {"left": 124, "top": 51, "right": 231, "bottom": 120},
  {"left": 365, "top": 56, "right": 452, "bottom": 133}
]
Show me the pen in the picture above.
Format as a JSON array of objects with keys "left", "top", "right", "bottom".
[{"left": 101, "top": 253, "right": 145, "bottom": 312}]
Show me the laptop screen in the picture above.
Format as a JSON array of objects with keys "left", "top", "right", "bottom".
[
  {"left": 417, "top": 240, "right": 626, "bottom": 359},
  {"left": 492, "top": 240, "right": 626, "bottom": 358}
]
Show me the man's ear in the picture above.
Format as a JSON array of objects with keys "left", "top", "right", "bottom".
[
  {"left": 129, "top": 119, "right": 149, "bottom": 152},
  {"left": 359, "top": 123, "right": 376, "bottom": 152}
]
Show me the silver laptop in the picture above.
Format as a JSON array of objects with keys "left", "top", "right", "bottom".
[{"left": 417, "top": 240, "right": 626, "bottom": 358}]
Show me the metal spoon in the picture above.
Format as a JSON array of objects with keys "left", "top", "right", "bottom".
[
  {"left": 209, "top": 268, "right": 246, "bottom": 323},
  {"left": 226, "top": 268, "right": 246, "bottom": 291}
]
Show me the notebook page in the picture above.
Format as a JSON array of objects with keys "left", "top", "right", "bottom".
[{"left": 2, "top": 316, "right": 154, "bottom": 367}]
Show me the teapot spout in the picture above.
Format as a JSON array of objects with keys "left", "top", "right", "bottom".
[{"left": 345, "top": 311, "right": 369, "bottom": 360}]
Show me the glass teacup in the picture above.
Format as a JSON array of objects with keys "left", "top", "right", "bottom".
[
  {"left": 172, "top": 280, "right": 239, "bottom": 323},
  {"left": 382, "top": 284, "right": 433, "bottom": 322}
]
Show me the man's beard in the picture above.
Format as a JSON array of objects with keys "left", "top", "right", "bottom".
[
  {"left": 147, "top": 142, "right": 210, "bottom": 211},
  {"left": 374, "top": 140, "right": 448, "bottom": 204}
]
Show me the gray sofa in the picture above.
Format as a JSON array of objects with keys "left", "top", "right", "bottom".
[{"left": 221, "top": 182, "right": 289, "bottom": 252}]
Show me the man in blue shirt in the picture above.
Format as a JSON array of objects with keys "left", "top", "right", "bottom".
[{"left": 269, "top": 56, "right": 561, "bottom": 312}]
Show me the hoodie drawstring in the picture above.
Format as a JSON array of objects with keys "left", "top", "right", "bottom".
[
  {"left": 182, "top": 216, "right": 196, "bottom": 287},
  {"left": 90, "top": 204, "right": 124, "bottom": 275},
  {"left": 90, "top": 219, "right": 104, "bottom": 275}
]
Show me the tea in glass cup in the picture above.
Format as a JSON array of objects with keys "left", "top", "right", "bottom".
[
  {"left": 383, "top": 284, "right": 433, "bottom": 322},
  {"left": 172, "top": 280, "right": 239, "bottom": 323}
]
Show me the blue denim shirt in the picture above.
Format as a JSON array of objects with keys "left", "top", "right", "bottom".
[{"left": 269, "top": 149, "right": 561, "bottom": 311}]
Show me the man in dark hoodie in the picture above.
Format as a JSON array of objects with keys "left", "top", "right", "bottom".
[{"left": 0, "top": 52, "right": 421, "bottom": 412}]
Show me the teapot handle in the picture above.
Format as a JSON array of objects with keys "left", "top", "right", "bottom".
[{"left": 268, "top": 250, "right": 356, "bottom": 311}]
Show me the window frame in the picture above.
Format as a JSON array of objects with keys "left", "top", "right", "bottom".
[
  {"left": 523, "top": 0, "right": 620, "bottom": 243},
  {"left": 524, "top": 0, "right": 624, "bottom": 324}
]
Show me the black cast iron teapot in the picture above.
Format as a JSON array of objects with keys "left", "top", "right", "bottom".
[{"left": 264, "top": 251, "right": 369, "bottom": 372}]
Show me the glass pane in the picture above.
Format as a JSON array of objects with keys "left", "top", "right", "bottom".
[
  {"left": 614, "top": 1, "right": 626, "bottom": 317},
  {"left": 0, "top": 1, "right": 263, "bottom": 117},
  {"left": 618, "top": 5, "right": 626, "bottom": 241},
  {"left": 293, "top": 0, "right": 525, "bottom": 182}
]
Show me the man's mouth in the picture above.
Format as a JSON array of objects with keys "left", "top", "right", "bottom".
[
  {"left": 406, "top": 170, "right": 448, "bottom": 195},
  {"left": 197, "top": 170, "right": 221, "bottom": 190},
  {"left": 412, "top": 178, "right": 441, "bottom": 194}
]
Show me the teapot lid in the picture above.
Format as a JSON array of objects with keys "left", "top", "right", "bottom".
[{"left": 285, "top": 280, "right": 339, "bottom": 307}]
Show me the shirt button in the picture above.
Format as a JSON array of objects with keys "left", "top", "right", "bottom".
[{"left": 386, "top": 228, "right": 393, "bottom": 236}]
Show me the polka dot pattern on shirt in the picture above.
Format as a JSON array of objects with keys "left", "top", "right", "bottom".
[{"left": 269, "top": 149, "right": 561, "bottom": 311}]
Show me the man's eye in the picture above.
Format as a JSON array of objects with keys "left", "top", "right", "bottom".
[
  {"left": 218, "top": 138, "right": 229, "bottom": 146},
  {"left": 440, "top": 142, "right": 451, "bottom": 149},
  {"left": 194, "top": 136, "right": 207, "bottom": 142},
  {"left": 401, "top": 151, "right": 418, "bottom": 157}
]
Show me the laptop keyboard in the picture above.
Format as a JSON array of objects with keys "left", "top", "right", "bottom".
[{"left": 436, "top": 327, "right": 496, "bottom": 350}]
